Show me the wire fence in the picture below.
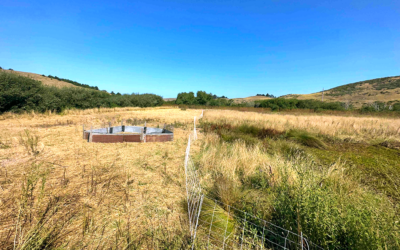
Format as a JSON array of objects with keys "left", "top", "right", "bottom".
[{"left": 184, "top": 111, "right": 323, "bottom": 250}]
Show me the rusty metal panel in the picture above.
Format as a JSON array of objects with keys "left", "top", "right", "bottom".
[
  {"left": 92, "top": 135, "right": 124, "bottom": 143},
  {"left": 123, "top": 135, "right": 141, "bottom": 142},
  {"left": 146, "top": 134, "right": 173, "bottom": 142}
]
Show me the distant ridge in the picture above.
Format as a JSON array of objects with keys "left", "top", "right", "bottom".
[{"left": 281, "top": 75, "right": 400, "bottom": 107}]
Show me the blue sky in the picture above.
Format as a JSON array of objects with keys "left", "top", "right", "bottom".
[{"left": 1, "top": 0, "right": 399, "bottom": 98}]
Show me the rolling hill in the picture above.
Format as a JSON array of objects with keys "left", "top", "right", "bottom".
[
  {"left": 282, "top": 75, "right": 400, "bottom": 107},
  {"left": 0, "top": 69, "right": 100, "bottom": 90},
  {"left": 1, "top": 69, "right": 78, "bottom": 88}
]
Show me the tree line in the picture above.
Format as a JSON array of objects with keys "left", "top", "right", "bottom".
[
  {"left": 45, "top": 75, "right": 100, "bottom": 91},
  {"left": 173, "top": 90, "right": 400, "bottom": 112},
  {"left": 0, "top": 71, "right": 163, "bottom": 114},
  {"left": 174, "top": 91, "right": 232, "bottom": 106},
  {"left": 256, "top": 93, "right": 276, "bottom": 98}
]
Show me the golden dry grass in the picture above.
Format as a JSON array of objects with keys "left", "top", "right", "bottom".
[
  {"left": 0, "top": 107, "right": 203, "bottom": 248},
  {"left": 203, "top": 109, "right": 400, "bottom": 142},
  {"left": 1, "top": 107, "right": 399, "bottom": 248},
  {"left": 232, "top": 96, "right": 272, "bottom": 104},
  {"left": 1, "top": 69, "right": 78, "bottom": 88}
]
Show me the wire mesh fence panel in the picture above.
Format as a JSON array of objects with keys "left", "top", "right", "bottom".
[
  {"left": 185, "top": 115, "right": 323, "bottom": 250},
  {"left": 185, "top": 135, "right": 204, "bottom": 248}
]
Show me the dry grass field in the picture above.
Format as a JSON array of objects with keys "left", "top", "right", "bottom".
[
  {"left": 0, "top": 69, "right": 78, "bottom": 88},
  {"left": 203, "top": 110, "right": 400, "bottom": 142},
  {"left": 0, "top": 107, "right": 399, "bottom": 249},
  {"left": 0, "top": 107, "right": 202, "bottom": 249}
]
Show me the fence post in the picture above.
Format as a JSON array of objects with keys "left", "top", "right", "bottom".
[
  {"left": 241, "top": 212, "right": 246, "bottom": 249},
  {"left": 82, "top": 124, "right": 85, "bottom": 139},
  {"left": 207, "top": 200, "right": 217, "bottom": 249},
  {"left": 192, "top": 195, "right": 204, "bottom": 250},
  {"left": 143, "top": 122, "right": 146, "bottom": 143},
  {"left": 184, "top": 136, "right": 191, "bottom": 236},
  {"left": 89, "top": 125, "right": 93, "bottom": 143},
  {"left": 301, "top": 231, "right": 303, "bottom": 250},
  {"left": 108, "top": 122, "right": 111, "bottom": 134},
  {"left": 193, "top": 117, "right": 197, "bottom": 140},
  {"left": 223, "top": 205, "right": 231, "bottom": 249},
  {"left": 261, "top": 220, "right": 266, "bottom": 249}
]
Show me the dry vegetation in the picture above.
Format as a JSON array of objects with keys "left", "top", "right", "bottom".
[
  {"left": 0, "top": 107, "right": 399, "bottom": 249},
  {"left": 0, "top": 69, "right": 78, "bottom": 88},
  {"left": 232, "top": 96, "right": 272, "bottom": 104},
  {"left": 0, "top": 107, "right": 202, "bottom": 249},
  {"left": 283, "top": 76, "right": 400, "bottom": 108},
  {"left": 203, "top": 110, "right": 400, "bottom": 142}
]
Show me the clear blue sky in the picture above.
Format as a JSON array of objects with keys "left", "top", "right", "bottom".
[{"left": 1, "top": 0, "right": 399, "bottom": 98}]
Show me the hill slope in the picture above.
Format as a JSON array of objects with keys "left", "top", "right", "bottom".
[
  {"left": 232, "top": 95, "right": 273, "bottom": 103},
  {"left": 1, "top": 69, "right": 78, "bottom": 88},
  {"left": 282, "top": 76, "right": 400, "bottom": 107}
]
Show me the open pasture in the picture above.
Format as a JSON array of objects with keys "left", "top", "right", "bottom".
[{"left": 0, "top": 107, "right": 399, "bottom": 249}]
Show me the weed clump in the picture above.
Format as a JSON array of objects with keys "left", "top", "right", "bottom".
[{"left": 19, "top": 130, "right": 42, "bottom": 155}]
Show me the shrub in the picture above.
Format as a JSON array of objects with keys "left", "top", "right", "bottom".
[
  {"left": 272, "top": 163, "right": 400, "bottom": 249},
  {"left": 0, "top": 71, "right": 164, "bottom": 114},
  {"left": 257, "top": 98, "right": 346, "bottom": 111},
  {"left": 286, "top": 130, "right": 327, "bottom": 149},
  {"left": 19, "top": 130, "right": 41, "bottom": 156}
]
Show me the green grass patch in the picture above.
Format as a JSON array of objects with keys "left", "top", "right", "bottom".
[{"left": 307, "top": 143, "right": 400, "bottom": 202}]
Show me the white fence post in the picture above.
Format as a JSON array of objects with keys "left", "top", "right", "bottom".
[
  {"left": 193, "top": 116, "right": 197, "bottom": 140},
  {"left": 89, "top": 125, "right": 93, "bottom": 143},
  {"left": 192, "top": 195, "right": 204, "bottom": 250}
]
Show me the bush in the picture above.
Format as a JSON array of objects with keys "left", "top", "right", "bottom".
[
  {"left": 0, "top": 71, "right": 164, "bottom": 114},
  {"left": 286, "top": 129, "right": 327, "bottom": 149},
  {"left": 272, "top": 164, "right": 400, "bottom": 249},
  {"left": 257, "top": 98, "right": 346, "bottom": 111},
  {"left": 175, "top": 91, "right": 235, "bottom": 106}
]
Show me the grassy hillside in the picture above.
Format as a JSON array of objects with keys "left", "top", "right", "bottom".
[
  {"left": 232, "top": 95, "right": 272, "bottom": 103},
  {"left": 0, "top": 69, "right": 100, "bottom": 90},
  {"left": 1, "top": 69, "right": 78, "bottom": 88},
  {"left": 282, "top": 75, "right": 400, "bottom": 107}
]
